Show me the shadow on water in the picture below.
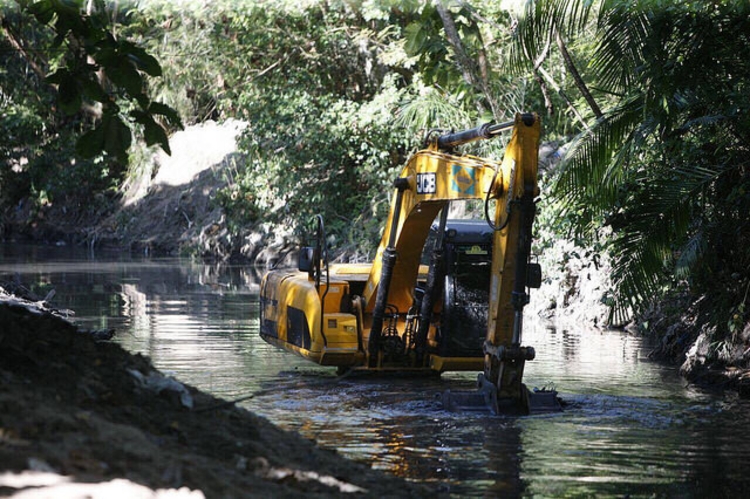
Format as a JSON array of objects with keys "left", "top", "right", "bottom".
[{"left": 3, "top": 243, "right": 750, "bottom": 497}]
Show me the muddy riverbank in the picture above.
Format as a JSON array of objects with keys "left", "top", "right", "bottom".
[
  {"left": 1, "top": 120, "right": 285, "bottom": 264},
  {"left": 0, "top": 292, "right": 432, "bottom": 498}
]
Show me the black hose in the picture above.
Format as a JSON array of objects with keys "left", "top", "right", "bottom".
[
  {"left": 312, "top": 215, "right": 329, "bottom": 347},
  {"left": 484, "top": 170, "right": 512, "bottom": 232}
]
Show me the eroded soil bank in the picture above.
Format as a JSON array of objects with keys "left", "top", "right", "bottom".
[
  {"left": 1, "top": 120, "right": 287, "bottom": 264},
  {"left": 0, "top": 295, "right": 432, "bottom": 498}
]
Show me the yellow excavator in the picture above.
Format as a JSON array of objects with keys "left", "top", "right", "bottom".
[{"left": 259, "top": 113, "right": 560, "bottom": 414}]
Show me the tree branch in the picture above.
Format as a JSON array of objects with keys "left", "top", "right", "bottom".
[
  {"left": 435, "top": 2, "right": 476, "bottom": 86},
  {"left": 556, "top": 29, "right": 603, "bottom": 119},
  {"left": 533, "top": 39, "right": 554, "bottom": 116},
  {"left": 435, "top": 1, "right": 499, "bottom": 117},
  {"left": 537, "top": 65, "right": 590, "bottom": 132},
  {"left": 1, "top": 18, "right": 47, "bottom": 81}
]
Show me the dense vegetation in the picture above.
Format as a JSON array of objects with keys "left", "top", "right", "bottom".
[
  {"left": 513, "top": 1, "right": 750, "bottom": 366},
  {"left": 516, "top": 1, "right": 750, "bottom": 329},
  {"left": 1, "top": 1, "right": 749, "bottom": 368},
  {"left": 1, "top": 0, "right": 179, "bottom": 218}
]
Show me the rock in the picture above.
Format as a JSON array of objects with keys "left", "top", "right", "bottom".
[{"left": 128, "top": 369, "right": 194, "bottom": 409}]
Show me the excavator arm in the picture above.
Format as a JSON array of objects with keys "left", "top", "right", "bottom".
[{"left": 364, "top": 113, "right": 546, "bottom": 413}]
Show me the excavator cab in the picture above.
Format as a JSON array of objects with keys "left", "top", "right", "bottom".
[{"left": 422, "top": 219, "right": 493, "bottom": 360}]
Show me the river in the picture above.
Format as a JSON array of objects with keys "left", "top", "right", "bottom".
[{"left": 2, "top": 243, "right": 749, "bottom": 498}]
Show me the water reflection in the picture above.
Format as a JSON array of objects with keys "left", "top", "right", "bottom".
[{"left": 3, "top": 243, "right": 750, "bottom": 497}]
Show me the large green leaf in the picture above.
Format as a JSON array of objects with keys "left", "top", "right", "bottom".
[
  {"left": 121, "top": 41, "right": 162, "bottom": 77},
  {"left": 104, "top": 58, "right": 144, "bottom": 97},
  {"left": 102, "top": 113, "right": 132, "bottom": 161},
  {"left": 75, "top": 124, "right": 105, "bottom": 159},
  {"left": 131, "top": 110, "right": 170, "bottom": 155}
]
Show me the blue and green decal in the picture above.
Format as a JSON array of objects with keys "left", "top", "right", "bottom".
[{"left": 451, "top": 164, "right": 476, "bottom": 195}]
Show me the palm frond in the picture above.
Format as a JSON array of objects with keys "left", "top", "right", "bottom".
[
  {"left": 608, "top": 246, "right": 662, "bottom": 324},
  {"left": 397, "top": 88, "right": 473, "bottom": 133},
  {"left": 602, "top": 159, "right": 725, "bottom": 320},
  {"left": 507, "top": 0, "right": 597, "bottom": 74},
  {"left": 606, "top": 206, "right": 673, "bottom": 323},
  {"left": 552, "top": 93, "right": 646, "bottom": 222},
  {"left": 591, "top": 2, "right": 650, "bottom": 95},
  {"left": 554, "top": 98, "right": 731, "bottom": 320}
]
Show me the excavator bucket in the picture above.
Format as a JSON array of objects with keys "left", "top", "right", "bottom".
[{"left": 441, "top": 384, "right": 562, "bottom": 415}]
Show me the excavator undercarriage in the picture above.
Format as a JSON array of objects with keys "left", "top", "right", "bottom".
[{"left": 259, "top": 113, "right": 561, "bottom": 414}]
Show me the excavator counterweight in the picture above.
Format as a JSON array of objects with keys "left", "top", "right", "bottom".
[{"left": 259, "top": 113, "right": 561, "bottom": 414}]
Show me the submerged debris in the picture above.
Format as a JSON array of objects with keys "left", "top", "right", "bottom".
[{"left": 0, "top": 284, "right": 75, "bottom": 322}]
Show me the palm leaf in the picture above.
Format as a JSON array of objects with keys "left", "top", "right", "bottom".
[
  {"left": 604, "top": 159, "right": 726, "bottom": 320},
  {"left": 507, "top": 0, "right": 597, "bottom": 74},
  {"left": 552, "top": 93, "right": 646, "bottom": 223},
  {"left": 591, "top": 1, "right": 650, "bottom": 95},
  {"left": 397, "top": 88, "right": 473, "bottom": 133}
]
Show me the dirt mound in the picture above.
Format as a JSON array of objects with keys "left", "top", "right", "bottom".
[{"left": 0, "top": 297, "right": 431, "bottom": 498}]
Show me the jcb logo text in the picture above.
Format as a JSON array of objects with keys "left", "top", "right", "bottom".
[{"left": 416, "top": 173, "right": 437, "bottom": 194}]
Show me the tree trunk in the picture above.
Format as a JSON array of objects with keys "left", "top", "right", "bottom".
[
  {"left": 533, "top": 39, "right": 555, "bottom": 116},
  {"left": 435, "top": 1, "right": 499, "bottom": 118},
  {"left": 556, "top": 30, "right": 603, "bottom": 119},
  {"left": 1, "top": 18, "right": 47, "bottom": 81}
]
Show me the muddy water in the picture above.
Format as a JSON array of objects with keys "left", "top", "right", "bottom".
[{"left": 3, "top": 244, "right": 750, "bottom": 498}]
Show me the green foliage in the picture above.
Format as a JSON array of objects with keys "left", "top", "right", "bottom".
[
  {"left": 514, "top": 0, "right": 750, "bottom": 330},
  {"left": 215, "top": 1, "right": 550, "bottom": 256},
  {"left": 119, "top": 0, "right": 231, "bottom": 124},
  {"left": 404, "top": 4, "right": 457, "bottom": 89},
  {"left": 1, "top": 8, "right": 96, "bottom": 209},
  {"left": 233, "top": 77, "right": 414, "bottom": 257},
  {"left": 1, "top": 0, "right": 181, "bottom": 220},
  {"left": 403, "top": 2, "right": 539, "bottom": 124},
  {"left": 1, "top": 0, "right": 556, "bottom": 256},
  {"left": 144, "top": 1, "right": 419, "bottom": 256},
  {"left": 21, "top": 0, "right": 181, "bottom": 160},
  {"left": 3, "top": 0, "right": 748, "bottom": 352}
]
